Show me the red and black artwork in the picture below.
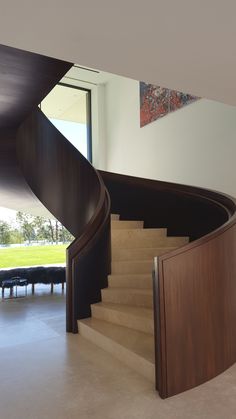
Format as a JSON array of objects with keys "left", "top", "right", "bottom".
[{"left": 140, "top": 82, "right": 199, "bottom": 127}]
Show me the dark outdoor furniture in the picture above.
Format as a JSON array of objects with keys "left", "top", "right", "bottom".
[
  {"left": 0, "top": 267, "right": 66, "bottom": 297},
  {"left": 2, "top": 278, "right": 17, "bottom": 298},
  {"left": 1, "top": 276, "right": 28, "bottom": 298},
  {"left": 14, "top": 277, "right": 28, "bottom": 297}
]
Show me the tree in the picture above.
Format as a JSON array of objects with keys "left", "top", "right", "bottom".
[
  {"left": 16, "top": 212, "right": 36, "bottom": 244},
  {"left": 33, "top": 216, "right": 48, "bottom": 242},
  {"left": 59, "top": 224, "right": 74, "bottom": 243},
  {"left": 9, "top": 228, "right": 23, "bottom": 244},
  {"left": 0, "top": 221, "right": 11, "bottom": 245},
  {"left": 48, "top": 219, "right": 56, "bottom": 243},
  {"left": 15, "top": 211, "right": 73, "bottom": 244}
]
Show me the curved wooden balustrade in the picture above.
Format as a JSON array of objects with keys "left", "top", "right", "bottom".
[
  {"left": 99, "top": 170, "right": 236, "bottom": 398},
  {"left": 2, "top": 43, "right": 236, "bottom": 397},
  {"left": 0, "top": 44, "right": 72, "bottom": 214},
  {"left": 17, "top": 109, "right": 111, "bottom": 332}
]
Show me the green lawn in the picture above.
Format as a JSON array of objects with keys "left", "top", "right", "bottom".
[{"left": 0, "top": 244, "right": 67, "bottom": 268}]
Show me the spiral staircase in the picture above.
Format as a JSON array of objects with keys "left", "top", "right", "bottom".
[{"left": 1, "top": 43, "right": 236, "bottom": 399}]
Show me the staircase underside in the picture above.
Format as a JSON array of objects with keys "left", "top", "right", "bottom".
[{"left": 0, "top": 44, "right": 72, "bottom": 217}]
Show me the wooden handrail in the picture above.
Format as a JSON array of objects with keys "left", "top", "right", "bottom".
[
  {"left": 17, "top": 109, "right": 111, "bottom": 333},
  {"left": 67, "top": 189, "right": 111, "bottom": 332},
  {"left": 99, "top": 170, "right": 231, "bottom": 240}
]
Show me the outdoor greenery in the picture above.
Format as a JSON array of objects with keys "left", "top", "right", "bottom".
[
  {"left": 0, "top": 212, "right": 73, "bottom": 245},
  {"left": 0, "top": 244, "right": 67, "bottom": 268},
  {"left": 0, "top": 211, "right": 73, "bottom": 268}
]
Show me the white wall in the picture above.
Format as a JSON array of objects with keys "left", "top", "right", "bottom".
[
  {"left": 104, "top": 75, "right": 236, "bottom": 198},
  {"left": 60, "top": 71, "right": 107, "bottom": 170},
  {"left": 91, "top": 84, "right": 107, "bottom": 170}
]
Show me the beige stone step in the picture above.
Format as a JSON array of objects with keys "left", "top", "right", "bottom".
[
  {"left": 101, "top": 287, "right": 153, "bottom": 308},
  {"left": 108, "top": 274, "right": 152, "bottom": 289},
  {"left": 111, "top": 214, "right": 120, "bottom": 220},
  {"left": 112, "top": 233, "right": 188, "bottom": 249},
  {"left": 111, "top": 228, "right": 167, "bottom": 248},
  {"left": 111, "top": 220, "right": 144, "bottom": 229},
  {"left": 78, "top": 318, "right": 155, "bottom": 382},
  {"left": 91, "top": 302, "right": 154, "bottom": 334},
  {"left": 112, "top": 259, "right": 153, "bottom": 274},
  {"left": 112, "top": 246, "right": 177, "bottom": 261}
]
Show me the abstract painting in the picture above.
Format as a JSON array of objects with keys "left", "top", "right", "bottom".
[{"left": 140, "top": 82, "right": 199, "bottom": 127}]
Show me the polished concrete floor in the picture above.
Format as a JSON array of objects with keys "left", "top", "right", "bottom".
[{"left": 0, "top": 286, "right": 236, "bottom": 419}]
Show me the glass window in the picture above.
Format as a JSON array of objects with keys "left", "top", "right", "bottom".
[{"left": 41, "top": 84, "right": 92, "bottom": 161}]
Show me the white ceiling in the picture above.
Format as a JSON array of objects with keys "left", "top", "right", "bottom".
[
  {"left": 0, "top": 1, "right": 236, "bottom": 105},
  {"left": 41, "top": 84, "right": 87, "bottom": 124}
]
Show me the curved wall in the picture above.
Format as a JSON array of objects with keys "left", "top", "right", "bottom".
[
  {"left": 100, "top": 170, "right": 236, "bottom": 398},
  {"left": 156, "top": 212, "right": 236, "bottom": 397}
]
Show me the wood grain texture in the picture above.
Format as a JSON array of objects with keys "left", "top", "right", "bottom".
[
  {"left": 0, "top": 127, "right": 53, "bottom": 216},
  {"left": 0, "top": 44, "right": 72, "bottom": 128},
  {"left": 18, "top": 109, "right": 103, "bottom": 237},
  {"left": 17, "top": 109, "right": 111, "bottom": 332},
  {"left": 0, "top": 44, "right": 72, "bottom": 215},
  {"left": 156, "top": 211, "right": 236, "bottom": 397},
  {"left": 99, "top": 170, "right": 231, "bottom": 240}
]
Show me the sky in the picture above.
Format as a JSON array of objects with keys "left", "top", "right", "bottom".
[
  {"left": 0, "top": 207, "right": 17, "bottom": 221},
  {"left": 0, "top": 207, "right": 18, "bottom": 228}
]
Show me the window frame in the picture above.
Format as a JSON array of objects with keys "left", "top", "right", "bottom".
[{"left": 55, "top": 82, "right": 93, "bottom": 163}]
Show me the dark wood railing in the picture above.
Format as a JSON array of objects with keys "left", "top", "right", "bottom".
[
  {"left": 17, "top": 109, "right": 111, "bottom": 332},
  {"left": 99, "top": 170, "right": 231, "bottom": 239},
  {"left": 100, "top": 170, "right": 236, "bottom": 398},
  {"left": 3, "top": 45, "right": 236, "bottom": 396}
]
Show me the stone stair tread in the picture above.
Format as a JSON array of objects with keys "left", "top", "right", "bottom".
[
  {"left": 108, "top": 275, "right": 152, "bottom": 289},
  {"left": 103, "top": 287, "right": 152, "bottom": 295},
  {"left": 111, "top": 228, "right": 167, "bottom": 234},
  {"left": 109, "top": 273, "right": 152, "bottom": 279},
  {"left": 78, "top": 317, "right": 155, "bottom": 364},
  {"left": 112, "top": 234, "right": 189, "bottom": 249},
  {"left": 112, "top": 246, "right": 177, "bottom": 255},
  {"left": 92, "top": 302, "right": 153, "bottom": 319},
  {"left": 112, "top": 246, "right": 178, "bottom": 261},
  {"left": 111, "top": 220, "right": 144, "bottom": 229},
  {"left": 113, "top": 246, "right": 178, "bottom": 251},
  {"left": 111, "top": 259, "right": 153, "bottom": 274},
  {"left": 92, "top": 302, "right": 154, "bottom": 334}
]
